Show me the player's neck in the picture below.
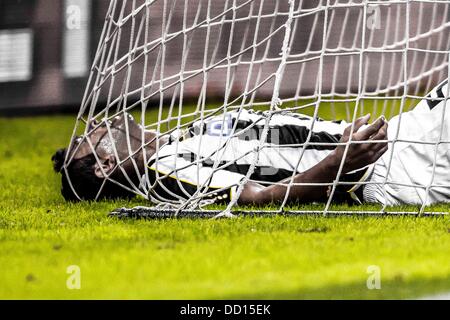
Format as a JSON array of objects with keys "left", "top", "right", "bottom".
[{"left": 142, "top": 130, "right": 168, "bottom": 159}]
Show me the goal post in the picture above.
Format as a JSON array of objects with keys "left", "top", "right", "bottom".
[{"left": 66, "top": 0, "right": 450, "bottom": 217}]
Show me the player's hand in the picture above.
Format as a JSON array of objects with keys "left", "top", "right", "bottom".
[{"left": 331, "top": 114, "right": 388, "bottom": 173}]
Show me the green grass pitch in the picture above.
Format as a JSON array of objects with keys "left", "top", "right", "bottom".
[{"left": 1, "top": 112, "right": 450, "bottom": 299}]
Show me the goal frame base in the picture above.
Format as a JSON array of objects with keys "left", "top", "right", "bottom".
[{"left": 109, "top": 207, "right": 449, "bottom": 219}]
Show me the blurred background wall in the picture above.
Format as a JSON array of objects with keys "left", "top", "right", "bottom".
[
  {"left": 0, "top": 0, "right": 449, "bottom": 115},
  {"left": 0, "top": 0, "right": 109, "bottom": 114}
]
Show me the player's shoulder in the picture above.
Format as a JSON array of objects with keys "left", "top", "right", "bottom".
[{"left": 424, "top": 79, "right": 448, "bottom": 110}]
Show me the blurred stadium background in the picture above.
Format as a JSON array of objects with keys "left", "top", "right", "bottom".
[
  {"left": 0, "top": 0, "right": 103, "bottom": 114},
  {"left": 1, "top": 0, "right": 448, "bottom": 116}
]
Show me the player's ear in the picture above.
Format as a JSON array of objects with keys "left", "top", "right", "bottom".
[{"left": 94, "top": 154, "right": 117, "bottom": 178}]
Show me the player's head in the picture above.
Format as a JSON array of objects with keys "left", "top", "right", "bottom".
[{"left": 52, "top": 114, "right": 159, "bottom": 201}]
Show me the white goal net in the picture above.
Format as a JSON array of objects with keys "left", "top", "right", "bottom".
[{"left": 65, "top": 0, "right": 450, "bottom": 216}]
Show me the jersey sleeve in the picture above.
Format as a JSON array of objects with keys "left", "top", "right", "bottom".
[
  {"left": 425, "top": 79, "right": 448, "bottom": 110},
  {"left": 147, "top": 143, "right": 245, "bottom": 204}
]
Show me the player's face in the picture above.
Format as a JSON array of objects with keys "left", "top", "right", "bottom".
[{"left": 71, "top": 114, "right": 145, "bottom": 162}]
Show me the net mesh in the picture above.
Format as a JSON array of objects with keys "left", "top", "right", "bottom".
[{"left": 65, "top": 0, "right": 450, "bottom": 216}]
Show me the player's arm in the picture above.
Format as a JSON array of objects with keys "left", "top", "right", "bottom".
[{"left": 238, "top": 114, "right": 388, "bottom": 205}]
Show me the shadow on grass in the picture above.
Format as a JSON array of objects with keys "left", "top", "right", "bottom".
[{"left": 220, "top": 275, "right": 450, "bottom": 300}]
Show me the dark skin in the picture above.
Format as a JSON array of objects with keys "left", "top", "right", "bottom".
[
  {"left": 239, "top": 114, "right": 388, "bottom": 205},
  {"left": 71, "top": 114, "right": 167, "bottom": 180},
  {"left": 71, "top": 113, "right": 388, "bottom": 205}
]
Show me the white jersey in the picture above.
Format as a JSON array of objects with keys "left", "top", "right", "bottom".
[
  {"left": 148, "top": 109, "right": 369, "bottom": 204},
  {"left": 148, "top": 81, "right": 450, "bottom": 207},
  {"left": 364, "top": 80, "right": 450, "bottom": 206}
]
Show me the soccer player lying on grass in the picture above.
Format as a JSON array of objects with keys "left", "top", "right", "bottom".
[{"left": 53, "top": 81, "right": 450, "bottom": 206}]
